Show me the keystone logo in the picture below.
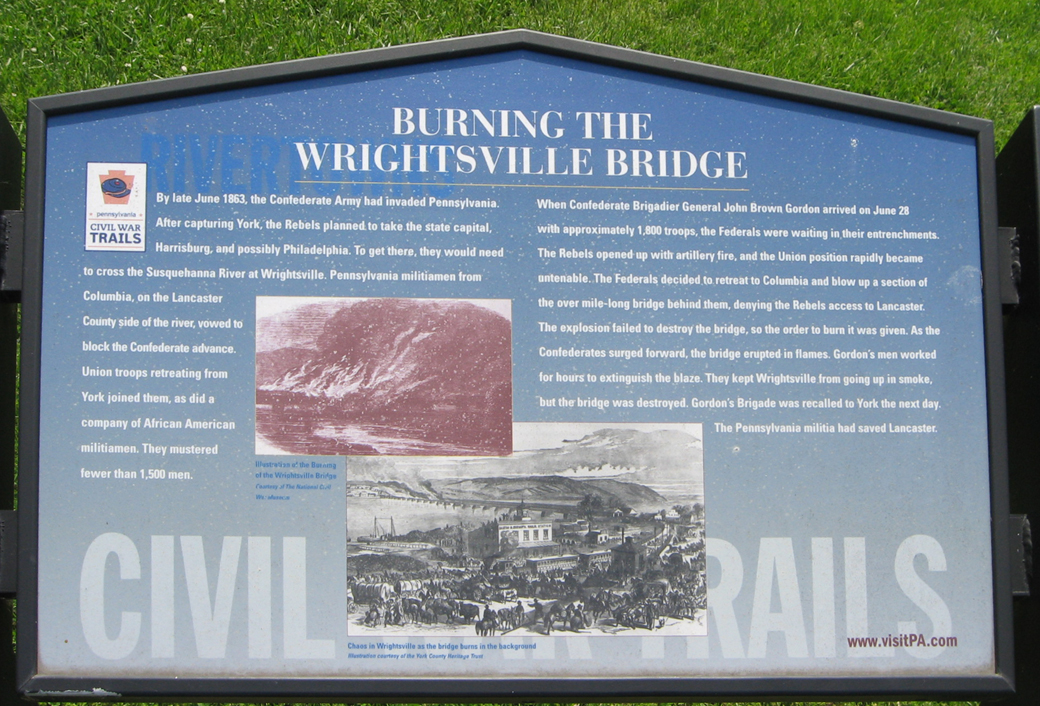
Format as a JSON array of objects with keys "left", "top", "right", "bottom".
[
  {"left": 85, "top": 162, "right": 147, "bottom": 251},
  {"left": 99, "top": 170, "right": 134, "bottom": 204}
]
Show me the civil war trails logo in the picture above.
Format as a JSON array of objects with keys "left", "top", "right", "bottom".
[{"left": 85, "top": 162, "right": 147, "bottom": 252}]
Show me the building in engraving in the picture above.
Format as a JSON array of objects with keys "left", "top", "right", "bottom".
[
  {"left": 611, "top": 536, "right": 646, "bottom": 575},
  {"left": 466, "top": 517, "right": 556, "bottom": 560},
  {"left": 499, "top": 519, "right": 553, "bottom": 546},
  {"left": 526, "top": 554, "right": 579, "bottom": 574},
  {"left": 579, "top": 549, "right": 613, "bottom": 571}
]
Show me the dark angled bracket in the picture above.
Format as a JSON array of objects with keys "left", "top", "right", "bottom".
[
  {"left": 999, "top": 226, "right": 1021, "bottom": 307},
  {"left": 1011, "top": 514, "right": 1032, "bottom": 598},
  {"left": 0, "top": 211, "right": 22, "bottom": 300},
  {"left": 0, "top": 510, "right": 15, "bottom": 597},
  {"left": 996, "top": 106, "right": 1040, "bottom": 706}
]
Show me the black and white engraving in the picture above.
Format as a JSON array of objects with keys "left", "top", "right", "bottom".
[{"left": 346, "top": 423, "right": 706, "bottom": 636}]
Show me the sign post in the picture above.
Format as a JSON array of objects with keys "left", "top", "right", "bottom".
[
  {"left": 0, "top": 106, "right": 20, "bottom": 706},
  {"left": 14, "top": 30, "right": 1013, "bottom": 700}
]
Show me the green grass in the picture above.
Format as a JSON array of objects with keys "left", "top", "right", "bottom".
[
  {"left": 0, "top": 1, "right": 1027, "bottom": 704},
  {"left": 2, "top": 0, "right": 1040, "bottom": 150}
]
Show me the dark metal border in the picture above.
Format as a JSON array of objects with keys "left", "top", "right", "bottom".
[{"left": 17, "top": 29, "right": 1014, "bottom": 700}]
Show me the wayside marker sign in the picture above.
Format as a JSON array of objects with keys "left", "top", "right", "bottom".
[{"left": 16, "top": 30, "right": 1012, "bottom": 700}]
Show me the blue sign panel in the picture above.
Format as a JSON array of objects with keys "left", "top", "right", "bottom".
[{"left": 24, "top": 34, "right": 1005, "bottom": 694}]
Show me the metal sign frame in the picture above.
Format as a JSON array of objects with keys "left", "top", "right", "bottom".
[{"left": 16, "top": 29, "right": 1013, "bottom": 700}]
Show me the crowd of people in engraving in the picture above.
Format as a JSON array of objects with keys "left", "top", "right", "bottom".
[{"left": 348, "top": 540, "right": 707, "bottom": 635}]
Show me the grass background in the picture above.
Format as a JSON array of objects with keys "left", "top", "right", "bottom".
[
  {"left": 0, "top": 0, "right": 1034, "bottom": 704},
  {"left": 2, "top": 0, "right": 1040, "bottom": 150}
]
